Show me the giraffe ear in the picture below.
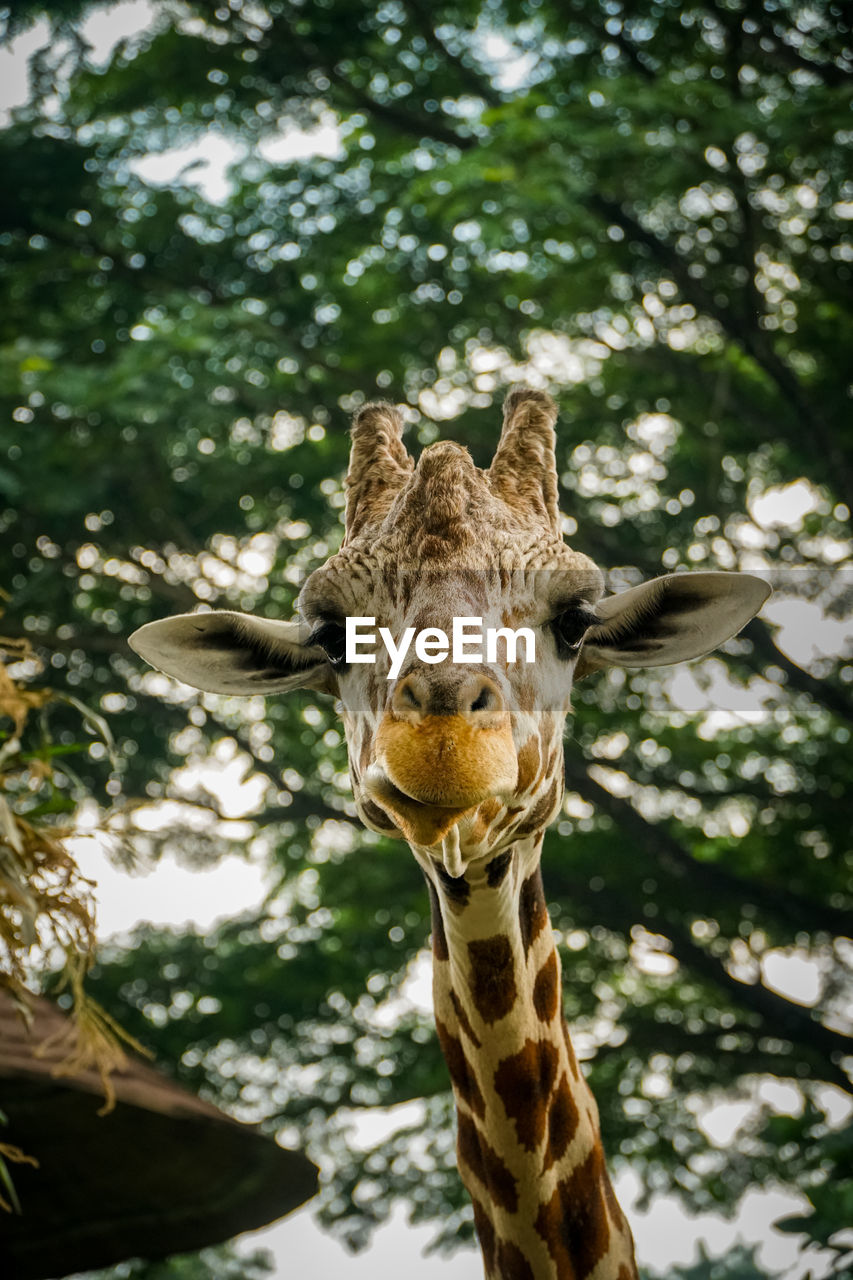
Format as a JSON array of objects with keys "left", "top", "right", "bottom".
[
  {"left": 574, "top": 572, "right": 771, "bottom": 678},
  {"left": 128, "top": 611, "right": 334, "bottom": 695}
]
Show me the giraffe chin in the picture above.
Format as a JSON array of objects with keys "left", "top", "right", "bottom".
[{"left": 362, "top": 767, "right": 476, "bottom": 848}]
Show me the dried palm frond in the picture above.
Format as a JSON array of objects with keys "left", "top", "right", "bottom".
[
  {"left": 0, "top": 1106, "right": 39, "bottom": 1215},
  {"left": 0, "top": 627, "right": 144, "bottom": 1166}
]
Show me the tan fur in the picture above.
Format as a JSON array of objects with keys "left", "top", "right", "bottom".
[
  {"left": 344, "top": 401, "right": 414, "bottom": 541},
  {"left": 376, "top": 714, "right": 518, "bottom": 809},
  {"left": 487, "top": 389, "right": 561, "bottom": 534}
]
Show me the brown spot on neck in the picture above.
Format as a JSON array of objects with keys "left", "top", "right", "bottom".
[
  {"left": 492, "top": 1038, "right": 558, "bottom": 1152},
  {"left": 467, "top": 935, "right": 517, "bottom": 1024},
  {"left": 449, "top": 989, "right": 482, "bottom": 1049},
  {"left": 435, "top": 1017, "right": 485, "bottom": 1118},
  {"left": 533, "top": 951, "right": 560, "bottom": 1022},
  {"left": 495, "top": 1239, "right": 536, "bottom": 1280},
  {"left": 544, "top": 1072, "right": 580, "bottom": 1170},
  {"left": 534, "top": 1143, "right": 612, "bottom": 1280},
  {"left": 485, "top": 848, "right": 513, "bottom": 887},
  {"left": 519, "top": 869, "right": 549, "bottom": 955},
  {"left": 457, "top": 1112, "right": 519, "bottom": 1214},
  {"left": 470, "top": 1198, "right": 496, "bottom": 1274},
  {"left": 431, "top": 857, "right": 471, "bottom": 905}
]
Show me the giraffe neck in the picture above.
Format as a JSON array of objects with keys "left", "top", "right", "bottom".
[{"left": 423, "top": 841, "right": 638, "bottom": 1280}]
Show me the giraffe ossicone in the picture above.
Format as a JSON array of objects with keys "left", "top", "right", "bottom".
[{"left": 130, "top": 389, "right": 769, "bottom": 1279}]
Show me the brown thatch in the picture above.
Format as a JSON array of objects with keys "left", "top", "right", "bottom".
[{"left": 0, "top": 990, "right": 318, "bottom": 1279}]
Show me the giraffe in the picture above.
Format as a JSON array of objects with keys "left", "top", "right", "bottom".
[{"left": 129, "top": 389, "right": 770, "bottom": 1279}]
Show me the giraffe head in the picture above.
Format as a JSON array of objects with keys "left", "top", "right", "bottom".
[{"left": 130, "top": 390, "right": 769, "bottom": 873}]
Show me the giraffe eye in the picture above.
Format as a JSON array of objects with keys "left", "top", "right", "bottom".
[
  {"left": 309, "top": 620, "right": 348, "bottom": 666},
  {"left": 551, "top": 606, "right": 596, "bottom": 659}
]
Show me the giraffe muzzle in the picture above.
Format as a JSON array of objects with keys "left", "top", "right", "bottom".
[{"left": 365, "top": 681, "right": 518, "bottom": 845}]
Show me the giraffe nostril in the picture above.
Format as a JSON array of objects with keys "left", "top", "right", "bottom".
[
  {"left": 402, "top": 683, "right": 421, "bottom": 710},
  {"left": 469, "top": 682, "right": 496, "bottom": 714},
  {"left": 392, "top": 672, "right": 505, "bottom": 722},
  {"left": 464, "top": 676, "right": 505, "bottom": 720},
  {"left": 393, "top": 674, "right": 427, "bottom": 719}
]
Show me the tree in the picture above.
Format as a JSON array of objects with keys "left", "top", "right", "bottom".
[{"left": 1, "top": 1, "right": 851, "bottom": 1274}]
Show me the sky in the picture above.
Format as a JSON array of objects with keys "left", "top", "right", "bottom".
[{"left": 4, "top": 5, "right": 851, "bottom": 1278}]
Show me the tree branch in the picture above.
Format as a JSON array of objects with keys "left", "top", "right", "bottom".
[
  {"left": 275, "top": 11, "right": 476, "bottom": 150},
  {"left": 581, "top": 10, "right": 658, "bottom": 82},
  {"left": 739, "top": 25, "right": 853, "bottom": 88},
  {"left": 565, "top": 761, "right": 853, "bottom": 939},
  {"left": 586, "top": 193, "right": 853, "bottom": 499},
  {"left": 400, "top": 0, "right": 502, "bottom": 106},
  {"left": 660, "top": 910, "right": 853, "bottom": 1095},
  {"left": 552, "top": 870, "right": 853, "bottom": 1094},
  {"left": 743, "top": 617, "right": 853, "bottom": 726}
]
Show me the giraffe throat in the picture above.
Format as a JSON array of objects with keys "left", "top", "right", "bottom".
[{"left": 423, "top": 840, "right": 639, "bottom": 1280}]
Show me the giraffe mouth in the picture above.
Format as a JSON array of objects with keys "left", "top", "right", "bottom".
[{"left": 362, "top": 766, "right": 476, "bottom": 847}]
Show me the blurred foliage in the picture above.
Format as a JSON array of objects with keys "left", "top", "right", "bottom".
[
  {"left": 1, "top": 0, "right": 852, "bottom": 1276},
  {"left": 70, "top": 1241, "right": 274, "bottom": 1280},
  {"left": 654, "top": 1242, "right": 776, "bottom": 1280}
]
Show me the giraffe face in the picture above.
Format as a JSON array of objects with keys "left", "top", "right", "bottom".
[
  {"left": 129, "top": 389, "right": 770, "bottom": 870},
  {"left": 297, "top": 493, "right": 604, "bottom": 857}
]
